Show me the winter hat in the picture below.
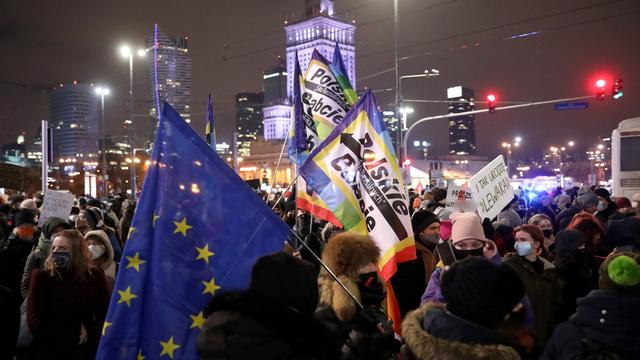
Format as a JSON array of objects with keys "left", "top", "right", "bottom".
[
  {"left": 431, "top": 188, "right": 447, "bottom": 203},
  {"left": 615, "top": 197, "right": 632, "bottom": 209},
  {"left": 577, "top": 190, "right": 598, "bottom": 209},
  {"left": 249, "top": 252, "right": 319, "bottom": 316},
  {"left": 42, "top": 216, "right": 71, "bottom": 239},
  {"left": 411, "top": 210, "right": 440, "bottom": 235},
  {"left": 450, "top": 212, "right": 488, "bottom": 245},
  {"left": 554, "top": 229, "right": 586, "bottom": 252},
  {"left": 10, "top": 194, "right": 25, "bottom": 207},
  {"left": 599, "top": 253, "right": 640, "bottom": 295},
  {"left": 87, "top": 198, "right": 102, "bottom": 208},
  {"left": 81, "top": 208, "right": 104, "bottom": 229},
  {"left": 20, "top": 199, "right": 38, "bottom": 211},
  {"left": 322, "top": 233, "right": 380, "bottom": 279},
  {"left": 78, "top": 197, "right": 87, "bottom": 207},
  {"left": 14, "top": 209, "right": 36, "bottom": 226},
  {"left": 633, "top": 193, "right": 640, "bottom": 203},
  {"left": 594, "top": 188, "right": 611, "bottom": 201},
  {"left": 497, "top": 209, "right": 522, "bottom": 228},
  {"left": 441, "top": 257, "right": 525, "bottom": 328}
]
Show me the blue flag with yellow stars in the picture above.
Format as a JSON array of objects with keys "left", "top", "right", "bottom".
[{"left": 96, "top": 102, "right": 290, "bottom": 360}]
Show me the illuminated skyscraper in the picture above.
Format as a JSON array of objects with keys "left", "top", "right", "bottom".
[
  {"left": 50, "top": 82, "right": 99, "bottom": 162},
  {"left": 447, "top": 86, "right": 476, "bottom": 155},
  {"left": 262, "top": 64, "right": 290, "bottom": 141},
  {"left": 236, "top": 92, "right": 264, "bottom": 157},
  {"left": 146, "top": 26, "right": 192, "bottom": 139}
]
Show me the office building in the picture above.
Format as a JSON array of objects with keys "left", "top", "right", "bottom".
[
  {"left": 236, "top": 92, "right": 264, "bottom": 157},
  {"left": 447, "top": 86, "right": 476, "bottom": 155}
]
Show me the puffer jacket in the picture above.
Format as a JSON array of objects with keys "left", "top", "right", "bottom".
[
  {"left": 541, "top": 290, "right": 640, "bottom": 360},
  {"left": 402, "top": 302, "right": 522, "bottom": 360}
]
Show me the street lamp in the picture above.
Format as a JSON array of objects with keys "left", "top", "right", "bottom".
[
  {"left": 95, "top": 86, "right": 110, "bottom": 198},
  {"left": 119, "top": 43, "right": 146, "bottom": 198},
  {"left": 399, "top": 107, "right": 414, "bottom": 131},
  {"left": 501, "top": 137, "right": 522, "bottom": 174}
]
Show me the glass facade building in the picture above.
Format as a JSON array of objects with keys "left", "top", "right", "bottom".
[
  {"left": 447, "top": 86, "right": 476, "bottom": 155},
  {"left": 236, "top": 92, "right": 264, "bottom": 157}
]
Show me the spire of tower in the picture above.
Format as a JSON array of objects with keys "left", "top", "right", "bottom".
[{"left": 305, "top": 0, "right": 335, "bottom": 18}]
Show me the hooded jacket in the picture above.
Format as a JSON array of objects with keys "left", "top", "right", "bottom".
[
  {"left": 84, "top": 230, "right": 116, "bottom": 291},
  {"left": 402, "top": 302, "right": 521, "bottom": 360},
  {"left": 541, "top": 290, "right": 640, "bottom": 360},
  {"left": 21, "top": 217, "right": 70, "bottom": 298}
]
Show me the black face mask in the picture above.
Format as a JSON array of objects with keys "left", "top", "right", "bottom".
[
  {"left": 357, "top": 272, "right": 386, "bottom": 306},
  {"left": 452, "top": 247, "right": 484, "bottom": 260},
  {"left": 542, "top": 229, "right": 553, "bottom": 238}
]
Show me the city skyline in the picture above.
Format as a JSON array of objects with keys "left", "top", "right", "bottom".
[{"left": 1, "top": 0, "right": 639, "bottom": 160}]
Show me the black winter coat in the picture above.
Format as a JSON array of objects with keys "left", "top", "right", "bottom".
[
  {"left": 541, "top": 290, "right": 640, "bottom": 360},
  {"left": 197, "top": 292, "right": 339, "bottom": 360}
]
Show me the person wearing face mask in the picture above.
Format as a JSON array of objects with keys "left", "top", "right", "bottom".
[
  {"left": 593, "top": 188, "right": 618, "bottom": 226},
  {"left": 84, "top": 230, "right": 116, "bottom": 293},
  {"left": 504, "top": 224, "right": 563, "bottom": 350},
  {"left": 556, "top": 188, "right": 599, "bottom": 231},
  {"left": 528, "top": 214, "right": 556, "bottom": 261},
  {"left": 552, "top": 230, "right": 596, "bottom": 322},
  {"left": 27, "top": 229, "right": 109, "bottom": 360},
  {"left": 391, "top": 210, "right": 440, "bottom": 318},
  {"left": 316, "top": 233, "right": 395, "bottom": 360},
  {"left": 0, "top": 210, "right": 38, "bottom": 302},
  {"left": 76, "top": 208, "right": 122, "bottom": 263}
]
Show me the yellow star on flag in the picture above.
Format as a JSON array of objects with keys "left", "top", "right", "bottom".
[
  {"left": 102, "top": 321, "right": 112, "bottom": 335},
  {"left": 153, "top": 213, "right": 160, "bottom": 227},
  {"left": 117, "top": 286, "right": 138, "bottom": 307},
  {"left": 202, "top": 276, "right": 221, "bottom": 295},
  {"left": 189, "top": 311, "right": 206, "bottom": 329},
  {"left": 173, "top": 217, "right": 193, "bottom": 237},
  {"left": 137, "top": 349, "right": 145, "bottom": 360},
  {"left": 126, "top": 252, "right": 146, "bottom": 272},
  {"left": 195, "top": 244, "right": 215, "bottom": 264},
  {"left": 159, "top": 336, "right": 181, "bottom": 359}
]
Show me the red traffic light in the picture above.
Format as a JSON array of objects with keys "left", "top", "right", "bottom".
[
  {"left": 487, "top": 94, "right": 496, "bottom": 102},
  {"left": 595, "top": 79, "right": 606, "bottom": 88}
]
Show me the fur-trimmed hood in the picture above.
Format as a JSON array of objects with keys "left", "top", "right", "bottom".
[
  {"left": 321, "top": 233, "right": 380, "bottom": 279},
  {"left": 318, "top": 273, "right": 361, "bottom": 322},
  {"left": 402, "top": 302, "right": 521, "bottom": 360}
]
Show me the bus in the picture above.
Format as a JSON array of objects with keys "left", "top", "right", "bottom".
[{"left": 611, "top": 117, "right": 640, "bottom": 198}]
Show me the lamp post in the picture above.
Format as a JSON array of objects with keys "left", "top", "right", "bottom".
[
  {"left": 95, "top": 86, "right": 110, "bottom": 198},
  {"left": 501, "top": 137, "right": 521, "bottom": 174},
  {"left": 120, "top": 44, "right": 146, "bottom": 198}
]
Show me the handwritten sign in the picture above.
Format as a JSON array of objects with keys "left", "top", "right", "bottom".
[
  {"left": 38, "top": 190, "right": 75, "bottom": 226},
  {"left": 469, "top": 155, "right": 514, "bottom": 220},
  {"left": 444, "top": 183, "right": 477, "bottom": 213}
]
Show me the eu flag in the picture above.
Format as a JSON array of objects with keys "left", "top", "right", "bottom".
[{"left": 96, "top": 103, "right": 290, "bottom": 359}]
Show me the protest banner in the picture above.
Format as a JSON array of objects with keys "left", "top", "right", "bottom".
[
  {"left": 444, "top": 183, "right": 477, "bottom": 213},
  {"left": 38, "top": 190, "right": 75, "bottom": 225},
  {"left": 469, "top": 155, "right": 514, "bottom": 220}
]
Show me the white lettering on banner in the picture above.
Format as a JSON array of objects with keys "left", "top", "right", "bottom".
[
  {"left": 469, "top": 155, "right": 514, "bottom": 220},
  {"left": 38, "top": 190, "right": 75, "bottom": 226},
  {"left": 444, "top": 183, "right": 477, "bottom": 213}
]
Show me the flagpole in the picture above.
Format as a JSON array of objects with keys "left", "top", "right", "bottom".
[
  {"left": 270, "top": 131, "right": 289, "bottom": 189},
  {"left": 271, "top": 173, "right": 300, "bottom": 210},
  {"left": 287, "top": 228, "right": 363, "bottom": 310}
]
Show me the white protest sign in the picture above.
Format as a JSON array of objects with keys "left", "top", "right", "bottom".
[
  {"left": 444, "top": 183, "right": 477, "bottom": 213},
  {"left": 469, "top": 155, "right": 514, "bottom": 220},
  {"left": 38, "top": 190, "right": 75, "bottom": 226}
]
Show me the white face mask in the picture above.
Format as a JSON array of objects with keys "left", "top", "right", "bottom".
[{"left": 88, "top": 244, "right": 106, "bottom": 260}]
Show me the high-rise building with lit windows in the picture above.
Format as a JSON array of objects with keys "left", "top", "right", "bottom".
[
  {"left": 236, "top": 92, "right": 264, "bottom": 157},
  {"left": 146, "top": 26, "right": 191, "bottom": 139},
  {"left": 50, "top": 82, "right": 99, "bottom": 162},
  {"left": 447, "top": 86, "right": 476, "bottom": 155},
  {"left": 262, "top": 64, "right": 290, "bottom": 141}
]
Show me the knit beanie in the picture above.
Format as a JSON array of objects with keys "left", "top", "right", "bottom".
[
  {"left": 450, "top": 212, "right": 487, "bottom": 245},
  {"left": 411, "top": 210, "right": 440, "bottom": 235},
  {"left": 577, "top": 190, "right": 598, "bottom": 209},
  {"left": 599, "top": 253, "right": 640, "bottom": 295},
  {"left": 20, "top": 199, "right": 38, "bottom": 211},
  {"left": 87, "top": 198, "right": 102, "bottom": 208},
  {"left": 614, "top": 197, "right": 632, "bottom": 209},
  {"left": 594, "top": 188, "right": 611, "bottom": 201},
  {"left": 42, "top": 216, "right": 71, "bottom": 239},
  {"left": 442, "top": 257, "right": 525, "bottom": 328},
  {"left": 555, "top": 194, "right": 571, "bottom": 209},
  {"left": 497, "top": 209, "right": 522, "bottom": 228},
  {"left": 249, "top": 252, "right": 319, "bottom": 316},
  {"left": 14, "top": 209, "right": 36, "bottom": 227}
]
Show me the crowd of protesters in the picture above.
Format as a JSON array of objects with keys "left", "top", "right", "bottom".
[{"left": 1, "top": 183, "right": 639, "bottom": 359}]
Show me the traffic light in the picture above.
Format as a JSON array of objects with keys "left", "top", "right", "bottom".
[
  {"left": 595, "top": 79, "right": 606, "bottom": 100},
  {"left": 613, "top": 78, "right": 623, "bottom": 100},
  {"left": 403, "top": 159, "right": 412, "bottom": 167},
  {"left": 487, "top": 94, "right": 496, "bottom": 113}
]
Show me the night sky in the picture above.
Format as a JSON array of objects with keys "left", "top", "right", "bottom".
[{"left": 1, "top": 0, "right": 639, "bottom": 160}]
